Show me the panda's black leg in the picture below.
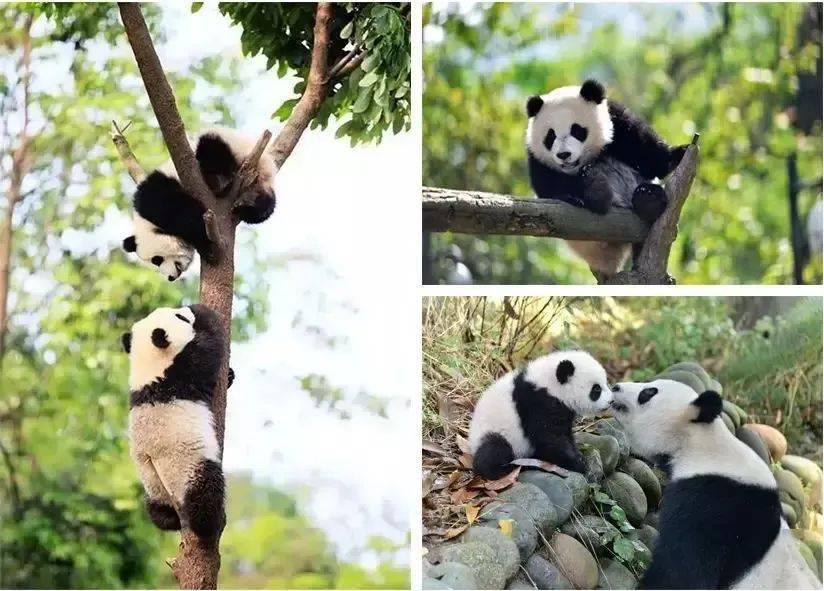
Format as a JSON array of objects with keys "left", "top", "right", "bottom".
[
  {"left": 632, "top": 183, "right": 668, "bottom": 224},
  {"left": 473, "top": 432, "right": 515, "bottom": 480},
  {"left": 145, "top": 498, "right": 181, "bottom": 530},
  {"left": 631, "top": 242, "right": 644, "bottom": 271},
  {"left": 579, "top": 163, "right": 614, "bottom": 215},
  {"left": 227, "top": 367, "right": 235, "bottom": 388},
  {"left": 182, "top": 459, "right": 226, "bottom": 540},
  {"left": 668, "top": 144, "right": 690, "bottom": 174}
]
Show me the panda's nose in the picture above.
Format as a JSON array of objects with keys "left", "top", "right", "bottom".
[{"left": 557, "top": 151, "right": 571, "bottom": 161}]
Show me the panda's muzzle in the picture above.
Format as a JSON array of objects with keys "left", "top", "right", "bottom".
[{"left": 610, "top": 400, "right": 629, "bottom": 413}]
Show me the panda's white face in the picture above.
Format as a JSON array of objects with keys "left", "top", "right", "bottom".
[
  {"left": 124, "top": 215, "right": 195, "bottom": 281},
  {"left": 125, "top": 306, "right": 196, "bottom": 390},
  {"left": 525, "top": 350, "right": 613, "bottom": 415},
  {"left": 610, "top": 379, "right": 702, "bottom": 460},
  {"left": 526, "top": 83, "right": 614, "bottom": 174}
]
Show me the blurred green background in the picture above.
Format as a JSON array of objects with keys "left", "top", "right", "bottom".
[{"left": 423, "top": 2, "right": 823, "bottom": 285}]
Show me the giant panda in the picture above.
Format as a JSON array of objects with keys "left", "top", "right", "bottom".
[
  {"left": 525, "top": 80, "right": 688, "bottom": 280},
  {"left": 121, "top": 304, "right": 234, "bottom": 539},
  {"left": 122, "top": 127, "right": 277, "bottom": 281},
  {"left": 468, "top": 350, "right": 612, "bottom": 480},
  {"left": 610, "top": 379, "right": 819, "bottom": 589}
]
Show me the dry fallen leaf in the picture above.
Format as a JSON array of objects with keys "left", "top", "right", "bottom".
[
  {"left": 455, "top": 434, "right": 471, "bottom": 454},
  {"left": 458, "top": 453, "right": 474, "bottom": 469},
  {"left": 437, "top": 393, "right": 461, "bottom": 434},
  {"left": 422, "top": 439, "right": 449, "bottom": 456},
  {"left": 498, "top": 518, "right": 514, "bottom": 537},
  {"left": 464, "top": 476, "right": 486, "bottom": 490},
  {"left": 422, "top": 470, "right": 436, "bottom": 498},
  {"left": 510, "top": 458, "right": 570, "bottom": 477},
  {"left": 484, "top": 467, "right": 521, "bottom": 491},
  {"left": 451, "top": 487, "right": 480, "bottom": 504},
  {"left": 443, "top": 524, "right": 469, "bottom": 540},
  {"left": 465, "top": 504, "right": 480, "bottom": 525}
]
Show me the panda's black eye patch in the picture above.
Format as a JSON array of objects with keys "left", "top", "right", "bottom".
[
  {"left": 638, "top": 387, "right": 658, "bottom": 405},
  {"left": 151, "top": 256, "right": 164, "bottom": 266},
  {"left": 589, "top": 384, "right": 602, "bottom": 401},
  {"left": 543, "top": 128, "right": 556, "bottom": 150},
  {"left": 570, "top": 124, "right": 588, "bottom": 142},
  {"left": 175, "top": 313, "right": 191, "bottom": 324}
]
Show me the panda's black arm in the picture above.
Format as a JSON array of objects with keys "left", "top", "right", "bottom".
[
  {"left": 606, "top": 101, "right": 683, "bottom": 179},
  {"left": 532, "top": 435, "right": 587, "bottom": 474},
  {"left": 528, "top": 154, "right": 584, "bottom": 202}
]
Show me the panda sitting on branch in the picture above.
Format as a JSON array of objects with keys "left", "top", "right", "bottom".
[{"left": 526, "top": 79, "right": 689, "bottom": 281}]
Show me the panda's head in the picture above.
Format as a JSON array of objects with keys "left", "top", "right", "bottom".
[
  {"left": 122, "top": 305, "right": 197, "bottom": 390},
  {"left": 525, "top": 350, "right": 613, "bottom": 415},
  {"left": 123, "top": 215, "right": 195, "bottom": 282},
  {"left": 526, "top": 79, "right": 614, "bottom": 174},
  {"left": 610, "top": 379, "right": 723, "bottom": 461}
]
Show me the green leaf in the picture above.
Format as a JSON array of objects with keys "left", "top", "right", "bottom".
[
  {"left": 609, "top": 505, "right": 627, "bottom": 523},
  {"left": 593, "top": 491, "right": 614, "bottom": 505},
  {"left": 359, "top": 71, "right": 379, "bottom": 87},
  {"left": 191, "top": 2, "right": 203, "bottom": 13},
  {"left": 613, "top": 537, "right": 636, "bottom": 562},
  {"left": 340, "top": 20, "right": 353, "bottom": 39},
  {"left": 362, "top": 53, "right": 380, "bottom": 72},
  {"left": 273, "top": 98, "right": 299, "bottom": 121},
  {"left": 352, "top": 86, "right": 373, "bottom": 113}
]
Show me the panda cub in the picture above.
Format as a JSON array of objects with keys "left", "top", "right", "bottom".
[
  {"left": 122, "top": 127, "right": 277, "bottom": 281},
  {"left": 468, "top": 350, "right": 612, "bottom": 480},
  {"left": 526, "top": 80, "right": 687, "bottom": 279},
  {"left": 611, "top": 379, "right": 819, "bottom": 590},
  {"left": 122, "top": 304, "right": 233, "bottom": 539}
]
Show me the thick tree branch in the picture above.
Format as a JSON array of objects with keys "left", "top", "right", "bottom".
[
  {"left": 229, "top": 130, "right": 272, "bottom": 210},
  {"left": 423, "top": 134, "right": 701, "bottom": 285},
  {"left": 270, "top": 2, "right": 333, "bottom": 169},
  {"left": 422, "top": 188, "right": 650, "bottom": 243}
]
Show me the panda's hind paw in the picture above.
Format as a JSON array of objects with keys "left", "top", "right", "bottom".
[{"left": 632, "top": 183, "right": 668, "bottom": 224}]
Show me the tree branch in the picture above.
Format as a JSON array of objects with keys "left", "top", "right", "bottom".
[
  {"left": 327, "top": 43, "right": 365, "bottom": 81},
  {"left": 422, "top": 187, "right": 650, "bottom": 243},
  {"left": 332, "top": 51, "right": 366, "bottom": 80},
  {"left": 228, "top": 130, "right": 272, "bottom": 209},
  {"left": 270, "top": 2, "right": 333, "bottom": 169},
  {"left": 111, "top": 120, "right": 146, "bottom": 184}
]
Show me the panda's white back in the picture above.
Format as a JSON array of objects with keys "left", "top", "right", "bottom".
[{"left": 468, "top": 371, "right": 531, "bottom": 457}]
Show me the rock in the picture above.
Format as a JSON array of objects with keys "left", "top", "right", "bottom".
[
  {"left": 664, "top": 362, "right": 712, "bottom": 388},
  {"left": 563, "top": 471, "right": 591, "bottom": 510},
  {"left": 617, "top": 457, "right": 662, "bottom": 509},
  {"left": 644, "top": 511, "right": 660, "bottom": 530},
  {"left": 736, "top": 425, "right": 771, "bottom": 465},
  {"left": 498, "top": 482, "right": 560, "bottom": 532},
  {"left": 744, "top": 423, "right": 787, "bottom": 460},
  {"left": 792, "top": 529, "right": 823, "bottom": 572},
  {"left": 461, "top": 526, "right": 520, "bottom": 581},
  {"left": 780, "top": 455, "right": 824, "bottom": 489},
  {"left": 427, "top": 561, "right": 480, "bottom": 590},
  {"left": 774, "top": 467, "right": 806, "bottom": 505},
  {"left": 478, "top": 502, "right": 537, "bottom": 561},
  {"left": 603, "top": 472, "right": 648, "bottom": 526},
  {"left": 720, "top": 412, "right": 736, "bottom": 435},
  {"left": 779, "top": 490, "right": 806, "bottom": 526},
  {"left": 722, "top": 401, "right": 741, "bottom": 429},
  {"left": 582, "top": 446, "right": 604, "bottom": 483},
  {"left": 518, "top": 471, "right": 575, "bottom": 523},
  {"left": 728, "top": 401, "right": 748, "bottom": 423},
  {"left": 708, "top": 378, "right": 723, "bottom": 395},
  {"left": 432, "top": 542, "right": 506, "bottom": 589},
  {"left": 592, "top": 418, "right": 631, "bottom": 458},
  {"left": 524, "top": 554, "right": 572, "bottom": 589},
  {"left": 561, "top": 514, "right": 620, "bottom": 555},
  {"left": 781, "top": 502, "right": 798, "bottom": 527},
  {"left": 422, "top": 576, "right": 451, "bottom": 589},
  {"left": 630, "top": 539, "right": 652, "bottom": 563},
  {"left": 576, "top": 433, "right": 621, "bottom": 475},
  {"left": 796, "top": 542, "right": 818, "bottom": 577},
  {"left": 628, "top": 524, "right": 658, "bottom": 552},
  {"left": 656, "top": 369, "right": 706, "bottom": 394},
  {"left": 545, "top": 533, "right": 600, "bottom": 590},
  {"left": 596, "top": 557, "right": 637, "bottom": 590},
  {"left": 506, "top": 575, "right": 537, "bottom": 590}
]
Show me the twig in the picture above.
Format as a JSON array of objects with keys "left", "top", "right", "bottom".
[
  {"left": 327, "top": 43, "right": 365, "bottom": 81},
  {"left": 332, "top": 51, "right": 367, "bottom": 80},
  {"left": 111, "top": 120, "right": 146, "bottom": 184}
]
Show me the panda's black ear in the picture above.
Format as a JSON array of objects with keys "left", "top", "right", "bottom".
[
  {"left": 123, "top": 235, "right": 137, "bottom": 253},
  {"left": 121, "top": 332, "right": 132, "bottom": 353},
  {"left": 556, "top": 359, "right": 575, "bottom": 384},
  {"left": 580, "top": 79, "right": 605, "bottom": 104},
  {"left": 526, "top": 95, "right": 544, "bottom": 118},
  {"left": 691, "top": 390, "right": 723, "bottom": 423},
  {"left": 151, "top": 328, "right": 170, "bottom": 349}
]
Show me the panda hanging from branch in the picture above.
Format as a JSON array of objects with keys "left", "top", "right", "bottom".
[
  {"left": 526, "top": 79, "right": 690, "bottom": 281},
  {"left": 122, "top": 127, "right": 277, "bottom": 281}
]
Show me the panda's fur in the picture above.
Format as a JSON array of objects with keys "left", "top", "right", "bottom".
[
  {"left": 468, "top": 350, "right": 612, "bottom": 480},
  {"left": 526, "top": 80, "right": 687, "bottom": 279},
  {"left": 611, "top": 379, "right": 819, "bottom": 589},
  {"left": 122, "top": 127, "right": 277, "bottom": 281},
  {"left": 122, "top": 304, "right": 234, "bottom": 539}
]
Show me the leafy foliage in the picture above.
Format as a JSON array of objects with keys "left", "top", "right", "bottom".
[
  {"left": 424, "top": 3, "right": 823, "bottom": 284},
  {"left": 218, "top": 2, "right": 411, "bottom": 145}
]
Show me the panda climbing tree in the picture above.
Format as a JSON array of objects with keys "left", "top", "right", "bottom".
[{"left": 110, "top": 3, "right": 411, "bottom": 588}]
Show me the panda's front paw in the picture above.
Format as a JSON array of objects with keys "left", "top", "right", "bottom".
[
  {"left": 632, "top": 183, "right": 667, "bottom": 224},
  {"left": 669, "top": 144, "right": 689, "bottom": 173}
]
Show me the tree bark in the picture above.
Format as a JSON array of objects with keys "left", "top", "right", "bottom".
[
  {"left": 117, "top": 4, "right": 273, "bottom": 588},
  {"left": 0, "top": 14, "right": 34, "bottom": 365},
  {"left": 422, "top": 187, "right": 650, "bottom": 243},
  {"left": 270, "top": 3, "right": 333, "bottom": 169}
]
